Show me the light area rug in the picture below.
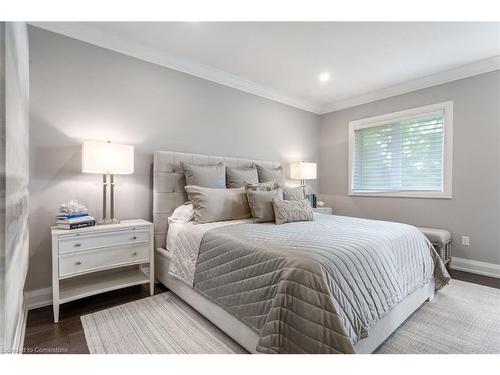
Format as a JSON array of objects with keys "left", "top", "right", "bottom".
[
  {"left": 375, "top": 279, "right": 500, "bottom": 354},
  {"left": 81, "top": 279, "right": 500, "bottom": 354},
  {"left": 81, "top": 291, "right": 247, "bottom": 354}
]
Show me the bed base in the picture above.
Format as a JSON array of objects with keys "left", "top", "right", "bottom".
[{"left": 155, "top": 247, "right": 434, "bottom": 354}]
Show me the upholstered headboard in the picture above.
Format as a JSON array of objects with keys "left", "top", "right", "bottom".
[{"left": 153, "top": 151, "right": 283, "bottom": 250}]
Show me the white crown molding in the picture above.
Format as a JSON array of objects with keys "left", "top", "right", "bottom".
[
  {"left": 28, "top": 22, "right": 322, "bottom": 114},
  {"left": 28, "top": 23, "right": 500, "bottom": 116},
  {"left": 319, "top": 56, "right": 500, "bottom": 114},
  {"left": 450, "top": 256, "right": 500, "bottom": 279}
]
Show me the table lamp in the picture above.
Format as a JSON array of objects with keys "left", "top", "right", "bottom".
[
  {"left": 82, "top": 141, "right": 134, "bottom": 224},
  {"left": 290, "top": 161, "right": 317, "bottom": 197}
]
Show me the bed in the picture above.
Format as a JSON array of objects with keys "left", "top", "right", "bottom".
[{"left": 153, "top": 151, "right": 449, "bottom": 354}]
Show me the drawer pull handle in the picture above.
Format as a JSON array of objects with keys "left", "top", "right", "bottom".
[
  {"left": 132, "top": 251, "right": 138, "bottom": 256},
  {"left": 74, "top": 243, "right": 82, "bottom": 247},
  {"left": 75, "top": 261, "right": 82, "bottom": 265},
  {"left": 132, "top": 236, "right": 137, "bottom": 240}
]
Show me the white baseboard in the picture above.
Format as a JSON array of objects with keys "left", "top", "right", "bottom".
[
  {"left": 450, "top": 257, "right": 500, "bottom": 279},
  {"left": 24, "top": 268, "right": 152, "bottom": 311},
  {"left": 25, "top": 287, "right": 52, "bottom": 310},
  {"left": 12, "top": 301, "right": 28, "bottom": 354}
]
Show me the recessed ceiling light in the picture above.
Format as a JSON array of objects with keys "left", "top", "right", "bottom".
[{"left": 318, "top": 72, "right": 331, "bottom": 83}]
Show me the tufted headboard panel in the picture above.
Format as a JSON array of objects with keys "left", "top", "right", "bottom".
[{"left": 153, "top": 151, "right": 283, "bottom": 250}]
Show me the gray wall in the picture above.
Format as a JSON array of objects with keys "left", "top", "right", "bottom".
[
  {"left": 26, "top": 27, "right": 320, "bottom": 291},
  {"left": 1, "top": 22, "right": 30, "bottom": 352},
  {"left": 319, "top": 71, "right": 500, "bottom": 265},
  {"left": 27, "top": 24, "right": 499, "bottom": 293}
]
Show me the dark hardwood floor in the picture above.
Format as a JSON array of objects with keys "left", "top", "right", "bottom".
[
  {"left": 448, "top": 269, "right": 500, "bottom": 289},
  {"left": 23, "top": 270, "right": 499, "bottom": 354},
  {"left": 23, "top": 283, "right": 168, "bottom": 354}
]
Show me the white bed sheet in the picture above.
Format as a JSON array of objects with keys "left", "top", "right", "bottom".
[{"left": 167, "top": 219, "right": 253, "bottom": 286}]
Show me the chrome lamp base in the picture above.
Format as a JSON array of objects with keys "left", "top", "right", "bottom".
[
  {"left": 300, "top": 179, "right": 307, "bottom": 198},
  {"left": 98, "top": 173, "right": 120, "bottom": 225}
]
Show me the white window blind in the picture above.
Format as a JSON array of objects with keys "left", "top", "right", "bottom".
[{"left": 352, "top": 110, "right": 445, "bottom": 193}]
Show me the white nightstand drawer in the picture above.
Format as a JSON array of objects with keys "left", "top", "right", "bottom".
[
  {"left": 58, "top": 228, "right": 150, "bottom": 254},
  {"left": 59, "top": 244, "right": 149, "bottom": 278}
]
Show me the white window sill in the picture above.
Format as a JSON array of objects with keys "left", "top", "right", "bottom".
[{"left": 349, "top": 191, "right": 452, "bottom": 199}]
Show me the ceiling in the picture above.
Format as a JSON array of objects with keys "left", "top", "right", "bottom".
[{"left": 31, "top": 22, "right": 500, "bottom": 114}]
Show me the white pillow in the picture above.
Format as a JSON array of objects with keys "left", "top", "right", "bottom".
[{"left": 168, "top": 203, "right": 194, "bottom": 224}]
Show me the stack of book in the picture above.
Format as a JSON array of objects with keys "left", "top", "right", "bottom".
[
  {"left": 305, "top": 194, "right": 318, "bottom": 208},
  {"left": 56, "top": 212, "right": 96, "bottom": 230}
]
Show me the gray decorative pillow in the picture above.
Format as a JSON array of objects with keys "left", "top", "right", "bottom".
[
  {"left": 246, "top": 189, "right": 283, "bottom": 223},
  {"left": 244, "top": 181, "right": 280, "bottom": 191},
  {"left": 272, "top": 199, "right": 314, "bottom": 225},
  {"left": 184, "top": 185, "right": 251, "bottom": 223},
  {"left": 256, "top": 165, "right": 285, "bottom": 187},
  {"left": 181, "top": 161, "right": 226, "bottom": 188},
  {"left": 226, "top": 165, "right": 259, "bottom": 188},
  {"left": 283, "top": 186, "right": 305, "bottom": 201}
]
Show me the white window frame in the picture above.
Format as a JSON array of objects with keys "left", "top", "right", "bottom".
[{"left": 348, "top": 101, "right": 453, "bottom": 199}]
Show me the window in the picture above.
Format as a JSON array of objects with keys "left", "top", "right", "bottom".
[{"left": 348, "top": 101, "right": 453, "bottom": 198}]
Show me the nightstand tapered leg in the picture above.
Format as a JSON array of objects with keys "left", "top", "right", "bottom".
[
  {"left": 53, "top": 302, "right": 59, "bottom": 323},
  {"left": 149, "top": 224, "right": 154, "bottom": 296}
]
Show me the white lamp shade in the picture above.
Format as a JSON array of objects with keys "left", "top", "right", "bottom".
[
  {"left": 82, "top": 141, "right": 134, "bottom": 174},
  {"left": 290, "top": 161, "right": 317, "bottom": 180}
]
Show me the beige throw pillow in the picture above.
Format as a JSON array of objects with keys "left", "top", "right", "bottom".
[
  {"left": 272, "top": 199, "right": 314, "bottom": 225},
  {"left": 244, "top": 181, "right": 280, "bottom": 191},
  {"left": 226, "top": 165, "right": 259, "bottom": 188},
  {"left": 283, "top": 186, "right": 305, "bottom": 201},
  {"left": 246, "top": 188, "right": 283, "bottom": 223},
  {"left": 255, "top": 165, "right": 285, "bottom": 187},
  {"left": 181, "top": 161, "right": 226, "bottom": 188},
  {"left": 184, "top": 185, "right": 251, "bottom": 223}
]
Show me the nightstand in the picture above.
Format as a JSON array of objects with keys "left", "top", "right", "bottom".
[
  {"left": 51, "top": 219, "right": 154, "bottom": 323},
  {"left": 312, "top": 207, "right": 333, "bottom": 215}
]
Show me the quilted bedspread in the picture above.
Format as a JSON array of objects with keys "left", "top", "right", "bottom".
[{"left": 193, "top": 214, "right": 450, "bottom": 354}]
